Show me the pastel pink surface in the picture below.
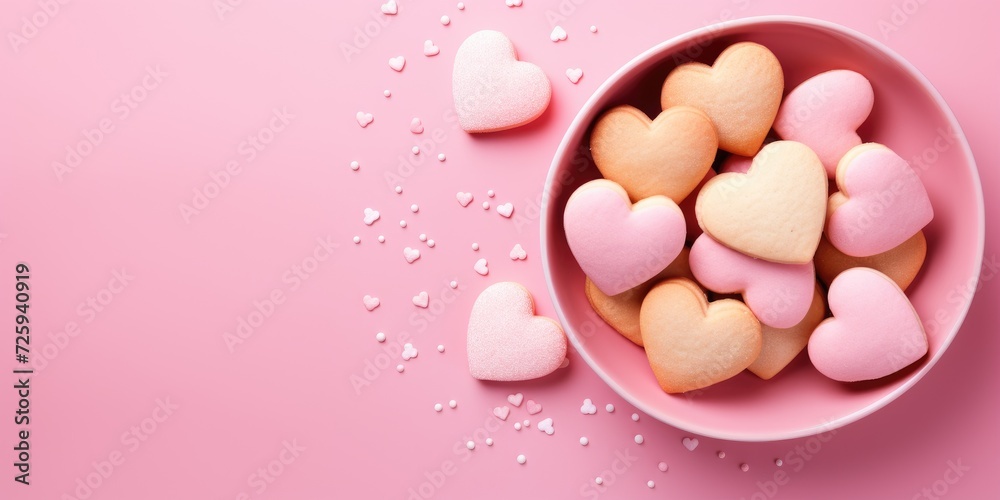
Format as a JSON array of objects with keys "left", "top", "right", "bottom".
[
  {"left": 774, "top": 70, "right": 874, "bottom": 176},
  {"left": 467, "top": 282, "right": 566, "bottom": 381},
  {"left": 808, "top": 268, "right": 928, "bottom": 382},
  {"left": 689, "top": 233, "right": 815, "bottom": 328},
  {"left": 452, "top": 30, "right": 551, "bottom": 133},
  {"left": 828, "top": 145, "right": 934, "bottom": 256},
  {"left": 1, "top": 2, "right": 998, "bottom": 500},
  {"left": 563, "top": 180, "right": 686, "bottom": 295}
]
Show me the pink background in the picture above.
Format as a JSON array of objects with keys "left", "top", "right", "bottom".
[{"left": 1, "top": 0, "right": 997, "bottom": 498}]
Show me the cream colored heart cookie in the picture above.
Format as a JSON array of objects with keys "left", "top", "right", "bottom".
[
  {"left": 585, "top": 247, "right": 695, "bottom": 346},
  {"left": 747, "top": 284, "right": 826, "bottom": 380},
  {"left": 639, "top": 278, "right": 762, "bottom": 393},
  {"left": 590, "top": 105, "right": 718, "bottom": 203},
  {"left": 696, "top": 141, "right": 828, "bottom": 264},
  {"left": 660, "top": 42, "right": 783, "bottom": 156},
  {"left": 815, "top": 231, "right": 926, "bottom": 291}
]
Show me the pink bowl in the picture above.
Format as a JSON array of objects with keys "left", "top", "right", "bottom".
[{"left": 540, "top": 16, "right": 985, "bottom": 441}]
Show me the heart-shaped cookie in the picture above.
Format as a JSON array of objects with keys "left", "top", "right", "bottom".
[
  {"left": 696, "top": 141, "right": 828, "bottom": 264},
  {"left": 590, "top": 105, "right": 717, "bottom": 203},
  {"left": 467, "top": 282, "right": 567, "bottom": 381},
  {"left": 660, "top": 42, "right": 783, "bottom": 156},
  {"left": 689, "top": 233, "right": 816, "bottom": 328},
  {"left": 585, "top": 247, "right": 694, "bottom": 346},
  {"left": 773, "top": 70, "right": 874, "bottom": 177},
  {"left": 565, "top": 179, "right": 686, "bottom": 295},
  {"left": 815, "top": 231, "right": 926, "bottom": 291},
  {"left": 452, "top": 30, "right": 551, "bottom": 133},
  {"left": 747, "top": 284, "right": 826, "bottom": 380},
  {"left": 639, "top": 278, "right": 762, "bottom": 393},
  {"left": 808, "top": 268, "right": 927, "bottom": 382},
  {"left": 826, "top": 143, "right": 934, "bottom": 257}
]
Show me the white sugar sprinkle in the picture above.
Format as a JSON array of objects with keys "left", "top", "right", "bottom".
[
  {"left": 378, "top": 235, "right": 385, "bottom": 243},
  {"left": 410, "top": 204, "right": 419, "bottom": 213},
  {"left": 437, "top": 345, "right": 445, "bottom": 352},
  {"left": 438, "top": 153, "right": 446, "bottom": 161},
  {"left": 449, "top": 399, "right": 457, "bottom": 409},
  {"left": 399, "top": 220, "right": 407, "bottom": 228},
  {"left": 383, "top": 89, "right": 391, "bottom": 97},
  {"left": 466, "top": 441, "right": 475, "bottom": 450},
  {"left": 411, "top": 146, "right": 420, "bottom": 155},
  {"left": 440, "top": 15, "right": 450, "bottom": 25},
  {"left": 471, "top": 243, "right": 479, "bottom": 251},
  {"left": 350, "top": 161, "right": 360, "bottom": 171},
  {"left": 396, "top": 364, "right": 404, "bottom": 373},
  {"left": 606, "top": 404, "right": 615, "bottom": 413},
  {"left": 419, "top": 233, "right": 427, "bottom": 242},
  {"left": 482, "top": 201, "right": 490, "bottom": 210},
  {"left": 516, "top": 454, "right": 526, "bottom": 464},
  {"left": 375, "top": 332, "right": 386, "bottom": 342},
  {"left": 580, "top": 437, "right": 589, "bottom": 446},
  {"left": 485, "top": 438, "right": 493, "bottom": 446},
  {"left": 631, "top": 413, "right": 640, "bottom": 422},
  {"left": 395, "top": 185, "right": 403, "bottom": 194},
  {"left": 353, "top": 236, "right": 361, "bottom": 244},
  {"left": 634, "top": 434, "right": 644, "bottom": 444},
  {"left": 434, "top": 403, "right": 443, "bottom": 412}
]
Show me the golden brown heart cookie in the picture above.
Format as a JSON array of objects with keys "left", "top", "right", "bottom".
[
  {"left": 585, "top": 248, "right": 695, "bottom": 346},
  {"left": 747, "top": 284, "right": 827, "bottom": 380},
  {"left": 590, "top": 105, "right": 718, "bottom": 203},
  {"left": 660, "top": 42, "right": 783, "bottom": 156},
  {"left": 696, "top": 141, "right": 828, "bottom": 264},
  {"left": 815, "top": 231, "right": 927, "bottom": 291},
  {"left": 639, "top": 278, "right": 762, "bottom": 393}
]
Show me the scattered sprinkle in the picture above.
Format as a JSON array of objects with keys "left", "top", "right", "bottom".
[
  {"left": 350, "top": 160, "right": 360, "bottom": 171},
  {"left": 402, "top": 343, "right": 418, "bottom": 360},
  {"left": 411, "top": 146, "right": 420, "bottom": 155},
  {"left": 434, "top": 403, "right": 443, "bottom": 412},
  {"left": 775, "top": 459, "right": 783, "bottom": 467},
  {"left": 378, "top": 235, "right": 385, "bottom": 243},
  {"left": 389, "top": 56, "right": 405, "bottom": 72},
  {"left": 631, "top": 413, "right": 640, "bottom": 422},
  {"left": 590, "top": 25, "right": 598, "bottom": 33},
  {"left": 427, "top": 240, "right": 435, "bottom": 247},
  {"left": 485, "top": 438, "right": 493, "bottom": 446},
  {"left": 449, "top": 399, "right": 458, "bottom": 409},
  {"left": 395, "top": 185, "right": 403, "bottom": 194},
  {"left": 595, "top": 477, "right": 604, "bottom": 485},
  {"left": 356, "top": 111, "right": 374, "bottom": 127},
  {"left": 438, "top": 153, "right": 447, "bottom": 161},
  {"left": 717, "top": 451, "right": 727, "bottom": 459},
  {"left": 580, "top": 437, "right": 589, "bottom": 446},
  {"left": 740, "top": 463, "right": 750, "bottom": 472},
  {"left": 471, "top": 243, "right": 479, "bottom": 251},
  {"left": 566, "top": 68, "right": 583, "bottom": 84},
  {"left": 457, "top": 2, "right": 465, "bottom": 9},
  {"left": 353, "top": 236, "right": 361, "bottom": 244},
  {"left": 396, "top": 364, "right": 405, "bottom": 372},
  {"left": 466, "top": 441, "right": 475, "bottom": 450},
  {"left": 658, "top": 462, "right": 668, "bottom": 472},
  {"left": 514, "top": 422, "right": 522, "bottom": 431},
  {"left": 634, "top": 434, "right": 644, "bottom": 445},
  {"left": 449, "top": 280, "right": 458, "bottom": 289},
  {"left": 487, "top": 189, "right": 495, "bottom": 198},
  {"left": 410, "top": 204, "right": 419, "bottom": 213},
  {"left": 383, "top": 89, "right": 391, "bottom": 97},
  {"left": 474, "top": 258, "right": 489, "bottom": 275},
  {"left": 482, "top": 201, "right": 490, "bottom": 210},
  {"left": 516, "top": 454, "right": 526, "bottom": 465},
  {"left": 496, "top": 202, "right": 514, "bottom": 218},
  {"left": 437, "top": 345, "right": 445, "bottom": 353},
  {"left": 606, "top": 404, "right": 615, "bottom": 413},
  {"left": 419, "top": 233, "right": 427, "bottom": 242},
  {"left": 440, "top": 15, "right": 451, "bottom": 25},
  {"left": 375, "top": 332, "right": 386, "bottom": 342},
  {"left": 580, "top": 398, "right": 597, "bottom": 415},
  {"left": 550, "top": 25, "right": 567, "bottom": 42},
  {"left": 509, "top": 243, "right": 527, "bottom": 260},
  {"left": 403, "top": 247, "right": 421, "bottom": 263},
  {"left": 363, "top": 208, "right": 380, "bottom": 225},
  {"left": 399, "top": 220, "right": 407, "bottom": 228},
  {"left": 647, "top": 481, "right": 655, "bottom": 489}
]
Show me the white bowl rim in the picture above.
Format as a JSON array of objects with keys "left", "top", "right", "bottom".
[{"left": 539, "top": 14, "right": 986, "bottom": 442}]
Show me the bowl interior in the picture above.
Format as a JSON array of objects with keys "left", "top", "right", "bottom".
[{"left": 542, "top": 17, "right": 984, "bottom": 441}]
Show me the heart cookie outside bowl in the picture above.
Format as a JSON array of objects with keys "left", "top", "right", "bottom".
[{"left": 540, "top": 16, "right": 984, "bottom": 441}]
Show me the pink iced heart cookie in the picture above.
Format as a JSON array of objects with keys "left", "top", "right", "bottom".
[
  {"left": 774, "top": 70, "right": 874, "bottom": 177},
  {"left": 826, "top": 143, "right": 933, "bottom": 257},
  {"left": 808, "top": 268, "right": 928, "bottom": 382},
  {"left": 452, "top": 30, "right": 551, "bottom": 133},
  {"left": 689, "top": 234, "right": 815, "bottom": 328},
  {"left": 564, "top": 179, "right": 686, "bottom": 296},
  {"left": 467, "top": 282, "right": 567, "bottom": 381}
]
